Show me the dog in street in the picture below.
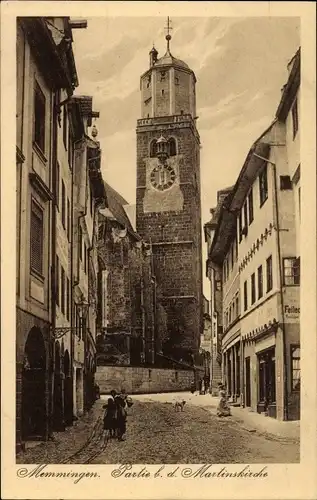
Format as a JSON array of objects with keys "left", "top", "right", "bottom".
[{"left": 174, "top": 400, "right": 186, "bottom": 412}]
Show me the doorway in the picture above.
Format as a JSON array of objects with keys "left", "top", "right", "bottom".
[
  {"left": 245, "top": 357, "right": 251, "bottom": 407},
  {"left": 53, "top": 341, "right": 64, "bottom": 431},
  {"left": 257, "top": 347, "right": 276, "bottom": 417},
  {"left": 22, "top": 327, "right": 46, "bottom": 440}
]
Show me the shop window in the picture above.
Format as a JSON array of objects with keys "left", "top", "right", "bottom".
[
  {"left": 291, "top": 345, "right": 300, "bottom": 391},
  {"left": 259, "top": 164, "right": 268, "bottom": 207},
  {"left": 280, "top": 175, "right": 292, "bottom": 190},
  {"left": 243, "top": 281, "right": 248, "bottom": 311},
  {"left": 34, "top": 81, "right": 46, "bottom": 154},
  {"left": 258, "top": 265, "right": 263, "bottom": 299},
  {"left": 266, "top": 255, "right": 273, "bottom": 292},
  {"left": 292, "top": 97, "right": 299, "bottom": 139},
  {"left": 248, "top": 188, "right": 254, "bottom": 224},
  {"left": 251, "top": 273, "right": 256, "bottom": 304},
  {"left": 283, "top": 257, "right": 300, "bottom": 286},
  {"left": 30, "top": 200, "right": 44, "bottom": 276}
]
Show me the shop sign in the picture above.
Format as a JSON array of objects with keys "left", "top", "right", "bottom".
[{"left": 284, "top": 304, "right": 300, "bottom": 319}]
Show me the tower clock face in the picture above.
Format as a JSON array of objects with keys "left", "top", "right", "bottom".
[{"left": 150, "top": 165, "right": 176, "bottom": 191}]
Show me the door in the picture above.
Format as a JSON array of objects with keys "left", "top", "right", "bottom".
[{"left": 245, "top": 357, "right": 251, "bottom": 407}]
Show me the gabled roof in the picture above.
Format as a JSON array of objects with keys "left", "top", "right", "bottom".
[{"left": 103, "top": 182, "right": 141, "bottom": 241}]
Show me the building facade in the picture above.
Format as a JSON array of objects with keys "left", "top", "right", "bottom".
[
  {"left": 15, "top": 17, "right": 108, "bottom": 451},
  {"left": 135, "top": 33, "right": 203, "bottom": 364},
  {"left": 204, "top": 188, "right": 233, "bottom": 395},
  {"left": 206, "top": 48, "right": 300, "bottom": 420},
  {"left": 16, "top": 17, "right": 85, "bottom": 449}
]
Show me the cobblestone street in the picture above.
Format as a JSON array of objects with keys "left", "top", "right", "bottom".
[{"left": 17, "top": 395, "right": 299, "bottom": 464}]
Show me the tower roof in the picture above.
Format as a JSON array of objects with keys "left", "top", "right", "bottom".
[{"left": 154, "top": 51, "right": 190, "bottom": 70}]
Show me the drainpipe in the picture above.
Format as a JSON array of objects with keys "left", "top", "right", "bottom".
[
  {"left": 253, "top": 152, "right": 288, "bottom": 421},
  {"left": 50, "top": 90, "right": 59, "bottom": 435}
]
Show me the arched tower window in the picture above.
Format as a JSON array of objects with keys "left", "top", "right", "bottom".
[
  {"left": 150, "top": 140, "right": 157, "bottom": 158},
  {"left": 168, "top": 138, "right": 177, "bottom": 157}
]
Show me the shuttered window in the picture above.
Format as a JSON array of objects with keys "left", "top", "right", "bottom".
[
  {"left": 34, "top": 81, "right": 46, "bottom": 153},
  {"left": 66, "top": 277, "right": 70, "bottom": 320},
  {"left": 61, "top": 266, "right": 65, "bottom": 315},
  {"left": 30, "top": 200, "right": 44, "bottom": 275},
  {"left": 56, "top": 255, "right": 60, "bottom": 306}
]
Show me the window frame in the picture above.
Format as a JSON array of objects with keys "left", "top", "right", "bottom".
[
  {"left": 291, "top": 97, "right": 299, "bottom": 139},
  {"left": 61, "top": 266, "right": 65, "bottom": 315},
  {"left": 56, "top": 254, "right": 60, "bottom": 307},
  {"left": 266, "top": 255, "right": 273, "bottom": 292},
  {"left": 283, "top": 257, "right": 300, "bottom": 286},
  {"left": 243, "top": 280, "right": 248, "bottom": 311},
  {"left": 248, "top": 188, "right": 254, "bottom": 224},
  {"left": 33, "top": 80, "right": 46, "bottom": 155},
  {"left": 259, "top": 164, "right": 268, "bottom": 207},
  {"left": 290, "top": 344, "right": 300, "bottom": 392},
  {"left": 56, "top": 162, "right": 60, "bottom": 209},
  {"left": 61, "top": 180, "right": 66, "bottom": 229},
  {"left": 257, "top": 265, "right": 263, "bottom": 299},
  {"left": 251, "top": 272, "right": 256, "bottom": 305}
]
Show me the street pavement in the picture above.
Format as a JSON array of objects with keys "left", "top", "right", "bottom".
[{"left": 16, "top": 392, "right": 300, "bottom": 464}]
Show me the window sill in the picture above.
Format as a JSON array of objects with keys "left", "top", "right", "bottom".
[
  {"left": 30, "top": 268, "right": 45, "bottom": 283},
  {"left": 33, "top": 142, "right": 47, "bottom": 165},
  {"left": 283, "top": 283, "right": 300, "bottom": 287}
]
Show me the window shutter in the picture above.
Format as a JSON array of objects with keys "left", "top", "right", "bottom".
[{"left": 30, "top": 201, "right": 44, "bottom": 275}]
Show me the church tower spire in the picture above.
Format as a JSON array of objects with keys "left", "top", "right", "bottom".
[
  {"left": 165, "top": 16, "right": 172, "bottom": 54},
  {"left": 136, "top": 21, "right": 203, "bottom": 364}
]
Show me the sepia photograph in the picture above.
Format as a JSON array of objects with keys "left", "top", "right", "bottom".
[{"left": 1, "top": 2, "right": 317, "bottom": 499}]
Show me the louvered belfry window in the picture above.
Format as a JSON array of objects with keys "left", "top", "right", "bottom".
[{"left": 30, "top": 200, "right": 44, "bottom": 275}]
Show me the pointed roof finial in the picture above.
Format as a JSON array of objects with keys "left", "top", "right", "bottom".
[{"left": 164, "top": 16, "right": 172, "bottom": 53}]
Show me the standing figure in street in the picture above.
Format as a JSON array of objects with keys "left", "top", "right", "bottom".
[
  {"left": 190, "top": 381, "right": 196, "bottom": 394},
  {"left": 103, "top": 397, "right": 117, "bottom": 441},
  {"left": 217, "top": 387, "right": 231, "bottom": 417}
]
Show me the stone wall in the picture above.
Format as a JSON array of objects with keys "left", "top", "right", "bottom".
[{"left": 95, "top": 365, "right": 194, "bottom": 394}]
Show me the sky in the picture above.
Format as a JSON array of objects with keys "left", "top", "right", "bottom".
[{"left": 72, "top": 16, "right": 300, "bottom": 298}]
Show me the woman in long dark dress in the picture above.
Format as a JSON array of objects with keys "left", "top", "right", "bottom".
[
  {"left": 103, "top": 397, "right": 117, "bottom": 440},
  {"left": 114, "top": 394, "right": 128, "bottom": 441}
]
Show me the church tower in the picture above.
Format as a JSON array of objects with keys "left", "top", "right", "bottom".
[{"left": 136, "top": 18, "right": 203, "bottom": 363}]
